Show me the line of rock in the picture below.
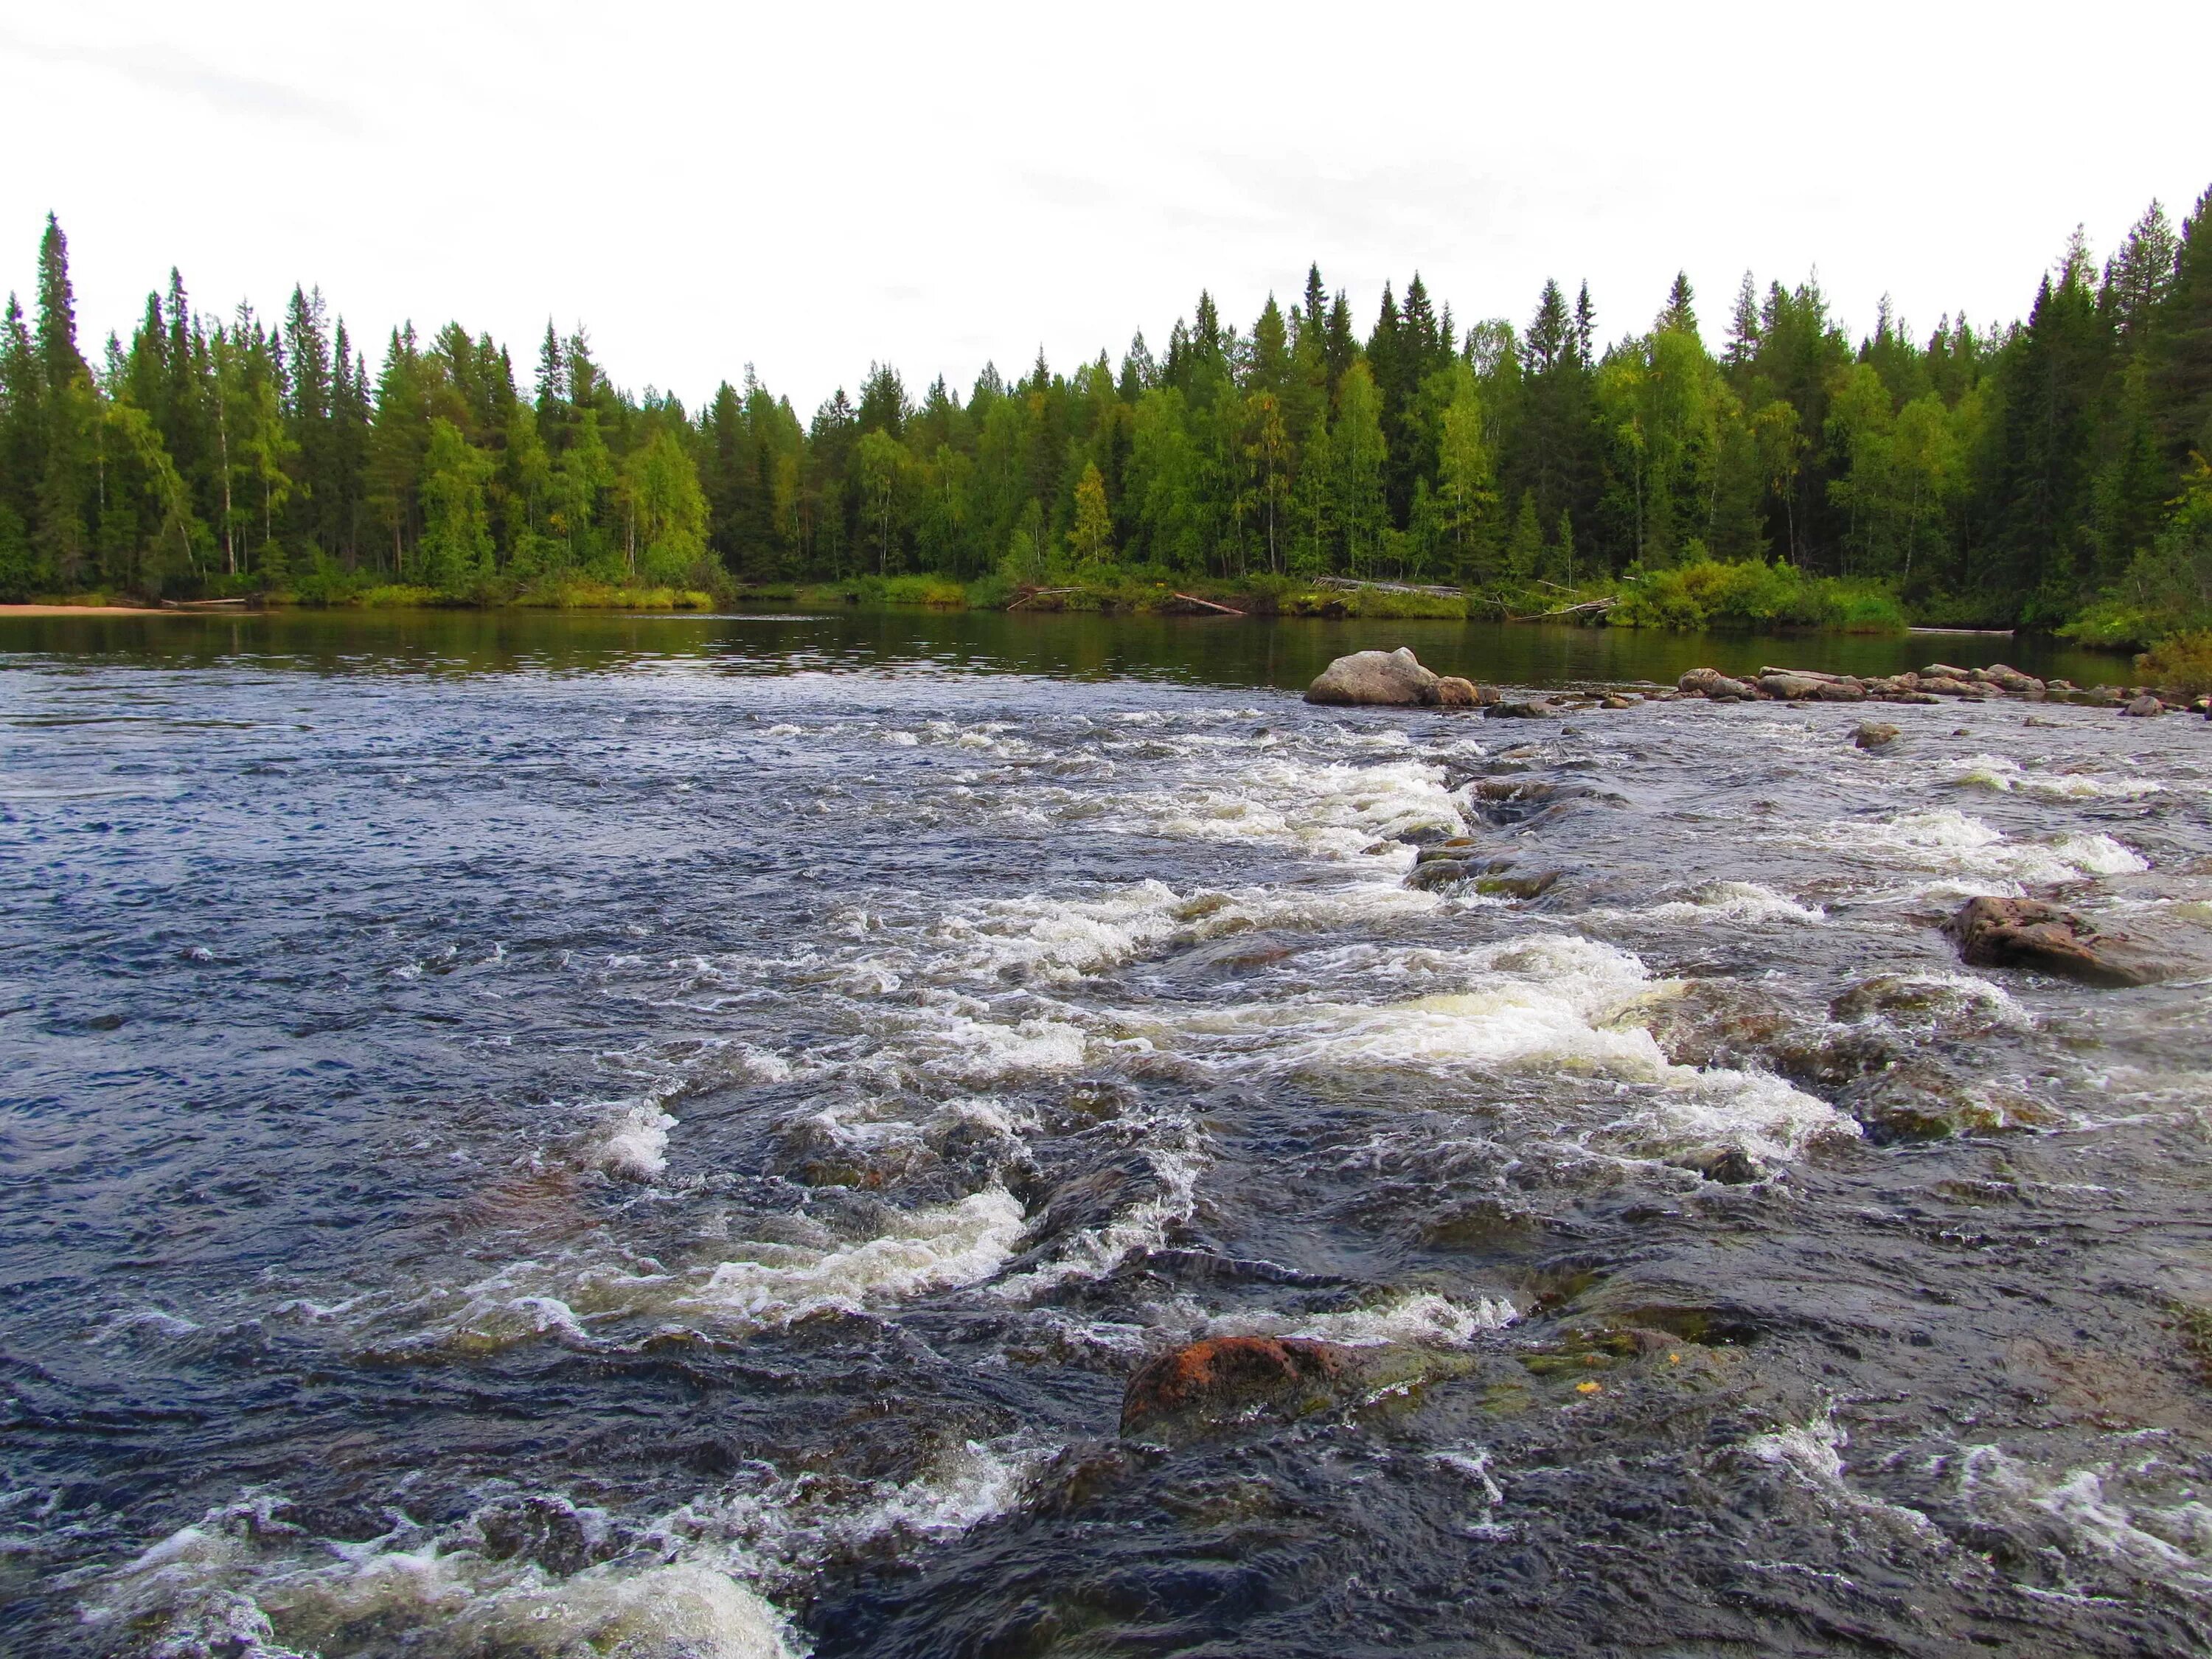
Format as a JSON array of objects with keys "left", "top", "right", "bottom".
[{"left": 1680, "top": 662, "right": 2199, "bottom": 717}]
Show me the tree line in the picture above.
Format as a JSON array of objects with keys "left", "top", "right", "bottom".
[{"left": 1, "top": 195, "right": 2208, "bottom": 632}]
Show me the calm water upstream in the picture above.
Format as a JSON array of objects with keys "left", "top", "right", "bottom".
[{"left": 4, "top": 608, "right": 2211, "bottom": 1658}]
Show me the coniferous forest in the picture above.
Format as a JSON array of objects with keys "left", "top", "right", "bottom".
[{"left": 2, "top": 194, "right": 2210, "bottom": 643}]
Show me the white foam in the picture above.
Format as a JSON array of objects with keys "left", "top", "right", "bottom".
[
  {"left": 404, "top": 1188, "right": 1031, "bottom": 1354},
  {"left": 1955, "top": 1444, "right": 2212, "bottom": 1581},
  {"left": 997, "top": 1143, "right": 1206, "bottom": 1299},
  {"left": 834, "top": 1437, "right": 1053, "bottom": 1545},
  {"left": 1618, "top": 881, "right": 1826, "bottom": 927},
  {"left": 88, "top": 1498, "right": 801, "bottom": 1659},
  {"left": 1954, "top": 754, "right": 2164, "bottom": 800},
  {"left": 672, "top": 1187, "right": 1029, "bottom": 1326},
  {"left": 919, "top": 877, "right": 1442, "bottom": 991},
  {"left": 594, "top": 1101, "right": 676, "bottom": 1178},
  {"left": 1744, "top": 1411, "right": 1848, "bottom": 1484},
  {"left": 1216, "top": 1290, "right": 1517, "bottom": 1346},
  {"left": 1111, "top": 755, "right": 1465, "bottom": 861},
  {"left": 1810, "top": 807, "right": 2147, "bottom": 897},
  {"left": 1152, "top": 935, "right": 1853, "bottom": 1163}
]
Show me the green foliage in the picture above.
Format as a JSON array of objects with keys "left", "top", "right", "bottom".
[
  {"left": 2138, "top": 630, "right": 2212, "bottom": 696},
  {"left": 1610, "top": 558, "right": 1907, "bottom": 632},
  {"left": 2062, "top": 454, "right": 2212, "bottom": 648},
  {"left": 8, "top": 195, "right": 2212, "bottom": 640}
]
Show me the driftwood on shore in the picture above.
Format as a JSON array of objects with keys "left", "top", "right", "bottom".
[
  {"left": 1312, "top": 576, "right": 1465, "bottom": 598},
  {"left": 1006, "top": 586, "right": 1082, "bottom": 611},
  {"left": 1509, "top": 597, "right": 1617, "bottom": 622}
]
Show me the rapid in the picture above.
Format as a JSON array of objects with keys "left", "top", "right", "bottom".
[{"left": 4, "top": 610, "right": 2212, "bottom": 1657}]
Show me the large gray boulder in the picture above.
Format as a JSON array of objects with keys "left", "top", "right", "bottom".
[{"left": 1305, "top": 647, "right": 1443, "bottom": 706}]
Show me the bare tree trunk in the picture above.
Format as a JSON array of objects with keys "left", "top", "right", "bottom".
[{"left": 216, "top": 403, "right": 234, "bottom": 574}]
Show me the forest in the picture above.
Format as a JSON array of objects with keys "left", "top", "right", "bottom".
[{"left": 1, "top": 194, "right": 2208, "bottom": 642}]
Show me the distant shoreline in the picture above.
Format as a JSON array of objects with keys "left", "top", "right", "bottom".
[{"left": 0, "top": 603, "right": 181, "bottom": 616}]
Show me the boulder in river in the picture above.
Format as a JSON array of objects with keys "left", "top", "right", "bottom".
[
  {"left": 1851, "top": 721, "right": 1900, "bottom": 750},
  {"left": 1677, "top": 667, "right": 1755, "bottom": 700},
  {"left": 1484, "top": 699, "right": 1557, "bottom": 719},
  {"left": 1435, "top": 675, "right": 1497, "bottom": 708},
  {"left": 2123, "top": 693, "right": 2165, "bottom": 717},
  {"left": 1305, "top": 647, "right": 1442, "bottom": 707},
  {"left": 1117, "top": 1336, "right": 1351, "bottom": 1443},
  {"left": 1758, "top": 673, "right": 1826, "bottom": 700},
  {"left": 1975, "top": 663, "right": 2045, "bottom": 695},
  {"left": 1942, "top": 896, "right": 2161, "bottom": 988}
]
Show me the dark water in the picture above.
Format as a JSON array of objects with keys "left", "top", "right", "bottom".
[{"left": 5, "top": 608, "right": 2211, "bottom": 1658}]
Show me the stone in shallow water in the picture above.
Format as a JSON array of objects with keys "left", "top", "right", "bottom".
[
  {"left": 1119, "top": 1337, "right": 1470, "bottom": 1443},
  {"left": 1435, "top": 675, "right": 1497, "bottom": 707},
  {"left": 1942, "top": 895, "right": 2162, "bottom": 989},
  {"left": 1304, "top": 647, "right": 1441, "bottom": 706},
  {"left": 1852, "top": 720, "right": 1901, "bottom": 750}
]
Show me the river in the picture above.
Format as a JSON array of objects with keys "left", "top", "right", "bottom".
[{"left": 4, "top": 608, "right": 2209, "bottom": 1658}]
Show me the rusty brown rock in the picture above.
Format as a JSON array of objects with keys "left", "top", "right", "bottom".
[
  {"left": 1942, "top": 896, "right": 2161, "bottom": 989},
  {"left": 1120, "top": 1336, "right": 1357, "bottom": 1439}
]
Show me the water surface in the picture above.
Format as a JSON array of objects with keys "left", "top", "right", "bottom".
[{"left": 4, "top": 609, "right": 2210, "bottom": 1658}]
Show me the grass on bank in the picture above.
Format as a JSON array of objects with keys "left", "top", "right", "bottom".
[{"left": 1606, "top": 560, "right": 1907, "bottom": 633}]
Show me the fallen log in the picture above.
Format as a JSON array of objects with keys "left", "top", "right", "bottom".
[
  {"left": 1313, "top": 576, "right": 1465, "bottom": 598},
  {"left": 1172, "top": 591, "right": 1246, "bottom": 616},
  {"left": 1512, "top": 597, "right": 1616, "bottom": 622},
  {"left": 1006, "top": 586, "right": 1081, "bottom": 611}
]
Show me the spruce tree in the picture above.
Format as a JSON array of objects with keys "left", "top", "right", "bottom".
[{"left": 2152, "top": 185, "right": 2212, "bottom": 469}]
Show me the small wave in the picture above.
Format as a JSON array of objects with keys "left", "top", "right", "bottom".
[
  {"left": 1810, "top": 807, "right": 2147, "bottom": 897},
  {"left": 594, "top": 1101, "right": 676, "bottom": 1178},
  {"left": 85, "top": 1495, "right": 799, "bottom": 1659},
  {"left": 1155, "top": 935, "right": 1852, "bottom": 1163},
  {"left": 1213, "top": 1290, "right": 1517, "bottom": 1347},
  {"left": 1953, "top": 1444, "right": 2212, "bottom": 1585},
  {"left": 1608, "top": 880, "right": 1825, "bottom": 927},
  {"left": 1954, "top": 754, "right": 2164, "bottom": 801},
  {"left": 998, "top": 1142, "right": 1206, "bottom": 1299},
  {"left": 384, "top": 1189, "right": 1030, "bottom": 1356}
]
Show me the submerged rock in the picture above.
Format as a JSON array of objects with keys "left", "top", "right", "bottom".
[
  {"left": 1852, "top": 720, "right": 1901, "bottom": 750},
  {"left": 1943, "top": 896, "right": 2161, "bottom": 988},
  {"left": 1119, "top": 1335, "right": 1475, "bottom": 1443},
  {"left": 1484, "top": 699, "right": 1557, "bottom": 719},
  {"left": 1305, "top": 647, "right": 1442, "bottom": 707}
]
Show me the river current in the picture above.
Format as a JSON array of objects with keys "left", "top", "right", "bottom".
[{"left": 4, "top": 610, "right": 2211, "bottom": 1658}]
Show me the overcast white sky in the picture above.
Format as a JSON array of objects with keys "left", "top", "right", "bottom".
[{"left": 2, "top": 1, "right": 2207, "bottom": 413}]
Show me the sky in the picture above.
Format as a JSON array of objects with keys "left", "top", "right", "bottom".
[{"left": 1, "top": 0, "right": 2208, "bottom": 414}]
